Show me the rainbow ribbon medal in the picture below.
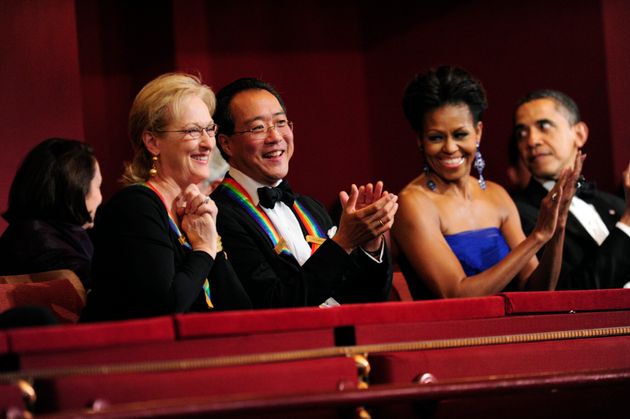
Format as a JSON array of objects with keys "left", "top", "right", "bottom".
[
  {"left": 220, "top": 178, "right": 326, "bottom": 256},
  {"left": 293, "top": 200, "right": 326, "bottom": 254},
  {"left": 141, "top": 182, "right": 213, "bottom": 308}
]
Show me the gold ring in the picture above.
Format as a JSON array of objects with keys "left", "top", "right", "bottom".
[
  {"left": 551, "top": 193, "right": 558, "bottom": 201},
  {"left": 378, "top": 219, "right": 385, "bottom": 227}
]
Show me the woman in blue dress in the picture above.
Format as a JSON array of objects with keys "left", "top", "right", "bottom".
[{"left": 393, "top": 66, "right": 583, "bottom": 299}]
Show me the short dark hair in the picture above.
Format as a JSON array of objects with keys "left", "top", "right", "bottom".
[
  {"left": 507, "top": 131, "right": 520, "bottom": 166},
  {"left": 214, "top": 77, "right": 287, "bottom": 161},
  {"left": 515, "top": 89, "right": 580, "bottom": 125},
  {"left": 3, "top": 138, "right": 97, "bottom": 226},
  {"left": 402, "top": 65, "right": 488, "bottom": 133}
]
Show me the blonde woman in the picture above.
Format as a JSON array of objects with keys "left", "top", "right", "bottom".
[{"left": 83, "top": 73, "right": 251, "bottom": 322}]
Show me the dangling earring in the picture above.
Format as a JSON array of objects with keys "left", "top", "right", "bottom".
[
  {"left": 149, "top": 155, "right": 159, "bottom": 177},
  {"left": 424, "top": 164, "right": 437, "bottom": 191},
  {"left": 474, "top": 143, "right": 486, "bottom": 191},
  {"left": 419, "top": 142, "right": 436, "bottom": 192}
]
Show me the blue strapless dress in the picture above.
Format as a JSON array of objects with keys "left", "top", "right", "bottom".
[{"left": 443, "top": 227, "right": 510, "bottom": 276}]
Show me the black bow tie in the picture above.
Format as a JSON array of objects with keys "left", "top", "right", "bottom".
[
  {"left": 258, "top": 180, "right": 295, "bottom": 209},
  {"left": 575, "top": 176, "right": 597, "bottom": 203}
]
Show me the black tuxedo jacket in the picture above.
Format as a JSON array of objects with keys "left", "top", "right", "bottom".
[
  {"left": 513, "top": 179, "right": 630, "bottom": 289},
  {"left": 212, "top": 182, "right": 392, "bottom": 308}
]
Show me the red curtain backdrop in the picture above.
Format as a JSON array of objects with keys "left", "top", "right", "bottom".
[{"left": 1, "top": 0, "right": 628, "bottom": 233}]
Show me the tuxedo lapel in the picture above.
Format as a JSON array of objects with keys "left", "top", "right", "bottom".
[
  {"left": 289, "top": 195, "right": 332, "bottom": 239},
  {"left": 287, "top": 194, "right": 308, "bottom": 237},
  {"left": 223, "top": 193, "right": 275, "bottom": 247},
  {"left": 288, "top": 195, "right": 320, "bottom": 236},
  {"left": 565, "top": 211, "right": 594, "bottom": 242},
  {"left": 591, "top": 194, "right": 623, "bottom": 230}
]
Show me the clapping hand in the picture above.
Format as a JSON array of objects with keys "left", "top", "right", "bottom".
[
  {"left": 333, "top": 181, "right": 399, "bottom": 253},
  {"left": 532, "top": 152, "right": 585, "bottom": 242},
  {"left": 555, "top": 152, "right": 586, "bottom": 230}
]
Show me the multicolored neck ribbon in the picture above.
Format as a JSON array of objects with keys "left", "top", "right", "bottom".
[
  {"left": 140, "top": 182, "right": 213, "bottom": 308},
  {"left": 220, "top": 177, "right": 326, "bottom": 255}
]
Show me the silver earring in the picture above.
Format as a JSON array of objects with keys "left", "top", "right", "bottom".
[
  {"left": 424, "top": 164, "right": 437, "bottom": 191},
  {"left": 474, "top": 143, "right": 486, "bottom": 191}
]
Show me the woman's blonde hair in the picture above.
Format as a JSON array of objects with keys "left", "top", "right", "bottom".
[{"left": 122, "top": 72, "right": 216, "bottom": 185}]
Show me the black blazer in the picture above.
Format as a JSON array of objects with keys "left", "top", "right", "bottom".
[
  {"left": 82, "top": 185, "right": 251, "bottom": 322},
  {"left": 513, "top": 179, "right": 630, "bottom": 289},
  {"left": 212, "top": 181, "right": 393, "bottom": 308}
]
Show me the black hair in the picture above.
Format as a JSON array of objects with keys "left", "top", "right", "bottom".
[
  {"left": 213, "top": 77, "right": 287, "bottom": 161},
  {"left": 3, "top": 138, "right": 97, "bottom": 226},
  {"left": 514, "top": 89, "right": 580, "bottom": 125},
  {"left": 402, "top": 65, "right": 488, "bottom": 133},
  {"left": 508, "top": 131, "right": 520, "bottom": 166}
]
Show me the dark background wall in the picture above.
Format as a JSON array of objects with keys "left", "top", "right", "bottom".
[{"left": 1, "top": 0, "right": 628, "bottom": 232}]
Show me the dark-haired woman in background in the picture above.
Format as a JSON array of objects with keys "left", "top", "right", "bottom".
[
  {"left": 0, "top": 138, "right": 102, "bottom": 288},
  {"left": 393, "top": 66, "right": 582, "bottom": 300}
]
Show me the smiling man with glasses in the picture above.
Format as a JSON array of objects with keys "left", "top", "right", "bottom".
[{"left": 211, "top": 77, "right": 398, "bottom": 308}]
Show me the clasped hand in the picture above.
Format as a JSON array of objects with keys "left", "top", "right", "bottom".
[
  {"left": 177, "top": 184, "right": 219, "bottom": 257},
  {"left": 333, "top": 181, "right": 399, "bottom": 253}
]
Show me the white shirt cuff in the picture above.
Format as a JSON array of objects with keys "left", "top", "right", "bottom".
[
  {"left": 615, "top": 221, "right": 630, "bottom": 238},
  {"left": 360, "top": 238, "right": 384, "bottom": 263}
]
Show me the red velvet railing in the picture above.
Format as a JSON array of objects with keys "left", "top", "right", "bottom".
[{"left": 1, "top": 289, "right": 629, "bottom": 417}]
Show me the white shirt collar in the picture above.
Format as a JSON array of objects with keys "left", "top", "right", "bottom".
[
  {"left": 538, "top": 179, "right": 556, "bottom": 192},
  {"left": 228, "top": 167, "right": 282, "bottom": 207}
]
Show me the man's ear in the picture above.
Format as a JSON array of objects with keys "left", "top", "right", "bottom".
[
  {"left": 143, "top": 131, "right": 160, "bottom": 156},
  {"left": 218, "top": 134, "right": 233, "bottom": 159},
  {"left": 574, "top": 121, "right": 588, "bottom": 148}
]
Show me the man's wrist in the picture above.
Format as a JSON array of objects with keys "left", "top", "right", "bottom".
[{"left": 361, "top": 235, "right": 384, "bottom": 255}]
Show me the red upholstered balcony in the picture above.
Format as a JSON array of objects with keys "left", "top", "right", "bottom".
[{"left": 1, "top": 289, "right": 629, "bottom": 417}]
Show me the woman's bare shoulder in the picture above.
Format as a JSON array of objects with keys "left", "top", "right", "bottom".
[
  {"left": 483, "top": 180, "right": 514, "bottom": 203},
  {"left": 397, "top": 177, "right": 441, "bottom": 225},
  {"left": 400, "top": 177, "right": 435, "bottom": 203}
]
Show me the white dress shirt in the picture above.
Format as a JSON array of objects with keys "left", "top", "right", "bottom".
[{"left": 540, "top": 180, "right": 630, "bottom": 244}]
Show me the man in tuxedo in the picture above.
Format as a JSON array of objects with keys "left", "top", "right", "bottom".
[
  {"left": 512, "top": 89, "right": 630, "bottom": 289},
  {"left": 211, "top": 77, "right": 397, "bottom": 308}
]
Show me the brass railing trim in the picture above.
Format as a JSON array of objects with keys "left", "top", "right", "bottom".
[{"left": 1, "top": 325, "right": 629, "bottom": 383}]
